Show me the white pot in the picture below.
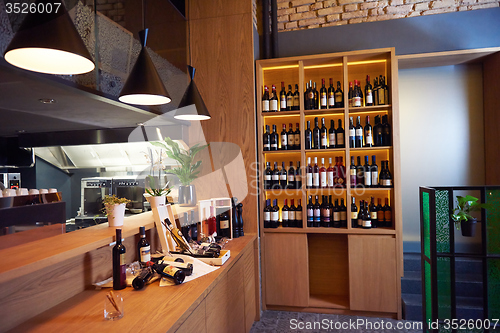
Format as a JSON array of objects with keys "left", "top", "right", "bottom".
[
  {"left": 145, "top": 194, "right": 166, "bottom": 208},
  {"left": 106, "top": 203, "right": 126, "bottom": 227}
]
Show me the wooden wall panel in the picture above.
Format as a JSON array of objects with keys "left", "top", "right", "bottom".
[
  {"left": 189, "top": 0, "right": 251, "bottom": 20},
  {"left": 483, "top": 52, "right": 500, "bottom": 185},
  {"left": 242, "top": 241, "right": 257, "bottom": 332}
]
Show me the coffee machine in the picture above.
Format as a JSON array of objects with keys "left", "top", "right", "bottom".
[
  {"left": 0, "top": 173, "right": 21, "bottom": 189},
  {"left": 111, "top": 177, "right": 145, "bottom": 212}
]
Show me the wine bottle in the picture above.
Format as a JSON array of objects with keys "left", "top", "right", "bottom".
[
  {"left": 320, "top": 195, "right": 327, "bottom": 227},
  {"left": 305, "top": 120, "right": 312, "bottom": 149},
  {"left": 138, "top": 226, "right": 151, "bottom": 266},
  {"left": 294, "top": 123, "right": 301, "bottom": 150},
  {"left": 287, "top": 161, "right": 295, "bottom": 189},
  {"left": 365, "top": 75, "right": 373, "bottom": 106},
  {"left": 335, "top": 81, "right": 344, "bottom": 108},
  {"left": 382, "top": 76, "right": 389, "bottom": 105},
  {"left": 313, "top": 117, "right": 320, "bottom": 149},
  {"left": 286, "top": 123, "right": 294, "bottom": 150},
  {"left": 377, "top": 75, "right": 385, "bottom": 105},
  {"left": 157, "top": 257, "right": 194, "bottom": 276},
  {"left": 350, "top": 156, "right": 357, "bottom": 188},
  {"left": 362, "top": 201, "right": 372, "bottom": 229},
  {"left": 377, "top": 198, "right": 384, "bottom": 227},
  {"left": 382, "top": 114, "right": 391, "bottom": 146},
  {"left": 113, "top": 228, "right": 127, "bottom": 290},
  {"left": 351, "top": 197, "right": 358, "bottom": 228},
  {"left": 329, "top": 119, "right": 336, "bottom": 148},
  {"left": 313, "top": 81, "right": 319, "bottom": 109},
  {"left": 373, "top": 115, "right": 383, "bottom": 146},
  {"left": 282, "top": 199, "right": 289, "bottom": 228},
  {"left": 307, "top": 195, "right": 314, "bottom": 227},
  {"left": 295, "top": 161, "right": 302, "bottom": 189},
  {"left": 219, "top": 209, "right": 231, "bottom": 238},
  {"left": 313, "top": 157, "right": 319, "bottom": 189},
  {"left": 380, "top": 160, "right": 393, "bottom": 187},
  {"left": 364, "top": 116, "right": 373, "bottom": 147},
  {"left": 327, "top": 157, "right": 334, "bottom": 188},
  {"left": 270, "top": 84, "right": 278, "bottom": 112},
  {"left": 264, "top": 161, "right": 272, "bottom": 190},
  {"left": 355, "top": 116, "right": 363, "bottom": 147},
  {"left": 324, "top": 196, "right": 333, "bottom": 227},
  {"left": 272, "top": 161, "right": 280, "bottom": 189},
  {"left": 280, "top": 161, "right": 288, "bottom": 189},
  {"left": 356, "top": 156, "right": 364, "bottom": 187},
  {"left": 320, "top": 117, "right": 328, "bottom": 149},
  {"left": 153, "top": 262, "right": 185, "bottom": 285},
  {"left": 286, "top": 84, "right": 293, "bottom": 111},
  {"left": 313, "top": 195, "right": 321, "bottom": 227},
  {"left": 340, "top": 198, "right": 347, "bottom": 228},
  {"left": 353, "top": 80, "right": 362, "bottom": 107},
  {"left": 289, "top": 199, "right": 296, "bottom": 228},
  {"left": 208, "top": 207, "right": 217, "bottom": 236},
  {"left": 280, "top": 124, "right": 288, "bottom": 150},
  {"left": 280, "top": 81, "right": 287, "bottom": 111},
  {"left": 132, "top": 265, "right": 155, "bottom": 290},
  {"left": 328, "top": 78, "right": 335, "bottom": 109},
  {"left": 293, "top": 84, "right": 300, "bottom": 110},
  {"left": 384, "top": 198, "right": 392, "bottom": 228},
  {"left": 358, "top": 200, "right": 365, "bottom": 228},
  {"left": 190, "top": 210, "right": 198, "bottom": 240},
  {"left": 373, "top": 77, "right": 379, "bottom": 106},
  {"left": 296, "top": 199, "right": 303, "bottom": 228},
  {"left": 320, "top": 79, "right": 327, "bottom": 109},
  {"left": 333, "top": 198, "right": 341, "bottom": 228},
  {"left": 304, "top": 82, "right": 310, "bottom": 110},
  {"left": 348, "top": 81, "right": 353, "bottom": 107},
  {"left": 306, "top": 157, "right": 313, "bottom": 189},
  {"left": 263, "top": 199, "right": 271, "bottom": 228},
  {"left": 263, "top": 125, "right": 270, "bottom": 151},
  {"left": 270, "top": 124, "right": 278, "bottom": 151},
  {"left": 319, "top": 157, "right": 327, "bottom": 188},
  {"left": 369, "top": 197, "right": 378, "bottom": 227},
  {"left": 349, "top": 117, "right": 355, "bottom": 148},
  {"left": 262, "top": 85, "right": 270, "bottom": 112},
  {"left": 371, "top": 155, "right": 378, "bottom": 188},
  {"left": 271, "top": 199, "right": 279, "bottom": 228},
  {"left": 363, "top": 155, "right": 372, "bottom": 188},
  {"left": 336, "top": 119, "right": 345, "bottom": 148}
]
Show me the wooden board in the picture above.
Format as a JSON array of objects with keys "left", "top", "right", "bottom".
[
  {"left": 483, "top": 51, "right": 500, "bottom": 185},
  {"left": 0, "top": 223, "right": 65, "bottom": 250},
  {"left": 242, "top": 240, "right": 257, "bottom": 332},
  {"left": 176, "top": 300, "right": 206, "bottom": 333}
]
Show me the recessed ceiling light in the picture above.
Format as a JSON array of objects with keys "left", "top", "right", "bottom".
[
  {"left": 16, "top": 129, "right": 26, "bottom": 133},
  {"left": 136, "top": 122, "right": 145, "bottom": 126},
  {"left": 39, "top": 98, "right": 56, "bottom": 104}
]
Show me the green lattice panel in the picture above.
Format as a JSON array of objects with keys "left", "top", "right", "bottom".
[
  {"left": 423, "top": 191, "right": 431, "bottom": 259},
  {"left": 425, "top": 260, "right": 432, "bottom": 328},
  {"left": 486, "top": 189, "right": 500, "bottom": 255},
  {"left": 437, "top": 256, "right": 451, "bottom": 320},
  {"left": 435, "top": 190, "right": 450, "bottom": 253},
  {"left": 488, "top": 259, "right": 500, "bottom": 320}
]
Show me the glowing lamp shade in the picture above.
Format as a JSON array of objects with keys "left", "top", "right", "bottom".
[
  {"left": 119, "top": 29, "right": 171, "bottom": 106},
  {"left": 3, "top": 1, "right": 94, "bottom": 75},
  {"left": 174, "top": 66, "right": 211, "bottom": 121}
]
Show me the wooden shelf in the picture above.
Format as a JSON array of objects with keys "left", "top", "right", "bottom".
[
  {"left": 305, "top": 187, "right": 347, "bottom": 195},
  {"left": 261, "top": 110, "right": 300, "bottom": 117},
  {"left": 304, "top": 108, "right": 344, "bottom": 116},
  {"left": 264, "top": 227, "right": 396, "bottom": 235},
  {"left": 305, "top": 148, "right": 346, "bottom": 153},
  {"left": 349, "top": 146, "right": 392, "bottom": 151},
  {"left": 309, "top": 294, "right": 349, "bottom": 310},
  {"left": 264, "top": 189, "right": 302, "bottom": 194},
  {"left": 348, "top": 105, "right": 391, "bottom": 113},
  {"left": 262, "top": 150, "right": 301, "bottom": 155}
]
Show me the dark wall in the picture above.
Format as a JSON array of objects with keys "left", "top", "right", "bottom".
[{"left": 276, "top": 8, "right": 500, "bottom": 58}]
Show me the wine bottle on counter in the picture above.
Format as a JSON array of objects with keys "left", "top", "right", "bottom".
[
  {"left": 307, "top": 195, "right": 314, "bottom": 227},
  {"left": 340, "top": 198, "right": 347, "bottom": 228},
  {"left": 270, "top": 85, "right": 278, "bottom": 112},
  {"left": 264, "top": 199, "right": 271, "bottom": 228},
  {"left": 132, "top": 264, "right": 155, "bottom": 290},
  {"left": 262, "top": 85, "right": 270, "bottom": 112},
  {"left": 270, "top": 125, "right": 278, "bottom": 151},
  {"left": 336, "top": 119, "right": 345, "bottom": 148},
  {"left": 313, "top": 117, "right": 320, "bottom": 149},
  {"left": 371, "top": 156, "right": 378, "bottom": 187},
  {"left": 138, "top": 226, "right": 151, "bottom": 266},
  {"left": 349, "top": 117, "right": 355, "bottom": 148},
  {"left": 294, "top": 123, "right": 301, "bottom": 150},
  {"left": 351, "top": 197, "right": 358, "bottom": 228},
  {"left": 153, "top": 262, "right": 185, "bottom": 285},
  {"left": 320, "top": 118, "right": 328, "bottom": 149},
  {"left": 231, "top": 197, "right": 240, "bottom": 238},
  {"left": 271, "top": 199, "right": 279, "bottom": 228},
  {"left": 296, "top": 199, "right": 303, "bottom": 228},
  {"left": 328, "top": 78, "right": 335, "bottom": 109},
  {"left": 293, "top": 84, "right": 300, "bottom": 110},
  {"left": 289, "top": 199, "right": 296, "bottom": 228},
  {"left": 355, "top": 116, "right": 363, "bottom": 147},
  {"left": 365, "top": 75, "right": 373, "bottom": 106},
  {"left": 364, "top": 116, "right": 373, "bottom": 147},
  {"left": 280, "top": 124, "right": 288, "bottom": 150},
  {"left": 295, "top": 161, "right": 302, "bottom": 189},
  {"left": 373, "top": 115, "right": 383, "bottom": 146},
  {"left": 335, "top": 81, "right": 344, "bottom": 108},
  {"left": 313, "top": 195, "right": 321, "bottom": 228},
  {"left": 287, "top": 162, "right": 295, "bottom": 189},
  {"left": 286, "top": 84, "right": 293, "bottom": 111},
  {"left": 287, "top": 123, "right": 295, "bottom": 150},
  {"left": 282, "top": 199, "right": 289, "bottom": 227},
  {"left": 219, "top": 209, "right": 231, "bottom": 238},
  {"left": 190, "top": 210, "right": 198, "bottom": 240},
  {"left": 320, "top": 79, "right": 327, "bottom": 109},
  {"left": 113, "top": 228, "right": 127, "bottom": 290},
  {"left": 350, "top": 156, "right": 357, "bottom": 188},
  {"left": 280, "top": 82, "right": 287, "bottom": 111},
  {"left": 263, "top": 125, "right": 270, "bottom": 151},
  {"left": 329, "top": 119, "right": 336, "bottom": 148},
  {"left": 305, "top": 121, "right": 312, "bottom": 149}
]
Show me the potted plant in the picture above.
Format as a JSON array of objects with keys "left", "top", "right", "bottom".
[
  {"left": 151, "top": 137, "right": 208, "bottom": 206},
  {"left": 450, "top": 195, "right": 492, "bottom": 237},
  {"left": 144, "top": 175, "right": 171, "bottom": 208},
  {"left": 103, "top": 195, "right": 131, "bottom": 227}
]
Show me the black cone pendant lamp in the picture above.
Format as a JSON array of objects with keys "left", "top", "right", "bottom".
[
  {"left": 174, "top": 66, "right": 211, "bottom": 120},
  {"left": 4, "top": 0, "right": 94, "bottom": 75}
]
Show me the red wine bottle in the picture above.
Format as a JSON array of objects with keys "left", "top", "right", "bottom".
[
  {"left": 340, "top": 198, "right": 347, "bottom": 228},
  {"left": 289, "top": 199, "right": 296, "bottom": 228},
  {"left": 153, "top": 263, "right": 185, "bottom": 284},
  {"left": 307, "top": 195, "right": 314, "bottom": 227},
  {"left": 263, "top": 125, "right": 270, "bottom": 151},
  {"left": 280, "top": 81, "right": 287, "bottom": 111},
  {"left": 264, "top": 199, "right": 271, "bottom": 228},
  {"left": 313, "top": 81, "right": 319, "bottom": 109},
  {"left": 355, "top": 116, "right": 363, "bottom": 147},
  {"left": 335, "top": 81, "right": 344, "bottom": 108},
  {"left": 350, "top": 156, "right": 357, "bottom": 188},
  {"left": 262, "top": 85, "right": 269, "bottom": 112},
  {"left": 320, "top": 78, "right": 327, "bottom": 109},
  {"left": 264, "top": 162, "right": 272, "bottom": 190},
  {"left": 293, "top": 84, "right": 300, "bottom": 110},
  {"left": 319, "top": 158, "right": 327, "bottom": 188},
  {"left": 306, "top": 157, "right": 313, "bottom": 189},
  {"left": 328, "top": 78, "right": 335, "bottom": 109},
  {"left": 336, "top": 119, "right": 345, "bottom": 148},
  {"left": 132, "top": 265, "right": 155, "bottom": 290},
  {"left": 384, "top": 198, "right": 392, "bottom": 228},
  {"left": 377, "top": 198, "right": 384, "bottom": 227},
  {"left": 369, "top": 197, "right": 378, "bottom": 227},
  {"left": 365, "top": 75, "right": 373, "bottom": 106},
  {"left": 287, "top": 123, "right": 295, "bottom": 150},
  {"left": 356, "top": 156, "right": 364, "bottom": 187},
  {"left": 305, "top": 120, "right": 312, "bottom": 150},
  {"left": 349, "top": 116, "right": 355, "bottom": 148},
  {"left": 219, "top": 209, "right": 231, "bottom": 238},
  {"left": 271, "top": 199, "right": 279, "bottom": 228},
  {"left": 280, "top": 161, "right": 288, "bottom": 189},
  {"left": 282, "top": 199, "right": 289, "bottom": 227},
  {"left": 320, "top": 117, "right": 328, "bottom": 149},
  {"left": 294, "top": 123, "right": 301, "bottom": 150},
  {"left": 280, "top": 124, "right": 288, "bottom": 150},
  {"left": 272, "top": 161, "right": 279, "bottom": 189},
  {"left": 313, "top": 195, "right": 321, "bottom": 228},
  {"left": 313, "top": 157, "right": 319, "bottom": 189},
  {"left": 270, "top": 84, "right": 278, "bottom": 112},
  {"left": 348, "top": 81, "right": 353, "bottom": 107},
  {"left": 113, "top": 228, "right": 127, "bottom": 290},
  {"left": 351, "top": 197, "right": 358, "bottom": 228},
  {"left": 371, "top": 155, "right": 378, "bottom": 188},
  {"left": 138, "top": 226, "right": 150, "bottom": 266},
  {"left": 363, "top": 155, "right": 372, "bottom": 188},
  {"left": 295, "top": 161, "right": 302, "bottom": 189},
  {"left": 287, "top": 161, "right": 295, "bottom": 190},
  {"left": 296, "top": 199, "right": 303, "bottom": 228},
  {"left": 327, "top": 157, "right": 334, "bottom": 188},
  {"left": 313, "top": 117, "right": 320, "bottom": 149},
  {"left": 270, "top": 124, "right": 278, "bottom": 151},
  {"left": 329, "top": 119, "right": 336, "bottom": 148},
  {"left": 286, "top": 84, "right": 293, "bottom": 111},
  {"left": 364, "top": 116, "right": 373, "bottom": 147},
  {"left": 373, "top": 115, "right": 383, "bottom": 146}
]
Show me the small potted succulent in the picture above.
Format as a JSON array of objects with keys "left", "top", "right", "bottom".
[
  {"left": 103, "top": 195, "right": 131, "bottom": 227},
  {"left": 450, "top": 195, "right": 492, "bottom": 237}
]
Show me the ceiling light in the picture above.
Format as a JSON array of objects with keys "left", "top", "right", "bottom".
[
  {"left": 174, "top": 66, "right": 211, "bottom": 121},
  {"left": 3, "top": 0, "right": 94, "bottom": 75}
]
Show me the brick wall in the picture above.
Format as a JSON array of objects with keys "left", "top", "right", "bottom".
[
  {"left": 277, "top": 0, "right": 500, "bottom": 31},
  {"left": 84, "top": 0, "right": 126, "bottom": 27}
]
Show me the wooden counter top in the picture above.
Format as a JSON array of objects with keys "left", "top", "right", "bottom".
[{"left": 7, "top": 234, "right": 257, "bottom": 333}]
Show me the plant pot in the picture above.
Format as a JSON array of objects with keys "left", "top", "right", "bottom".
[
  {"left": 178, "top": 184, "right": 196, "bottom": 206},
  {"left": 461, "top": 218, "right": 477, "bottom": 237},
  {"left": 106, "top": 203, "right": 126, "bottom": 227},
  {"left": 145, "top": 194, "right": 166, "bottom": 208}
]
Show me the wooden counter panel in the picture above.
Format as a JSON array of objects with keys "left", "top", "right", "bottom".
[
  {"left": 243, "top": 241, "right": 257, "bottom": 332},
  {"left": 176, "top": 299, "right": 206, "bottom": 333}
]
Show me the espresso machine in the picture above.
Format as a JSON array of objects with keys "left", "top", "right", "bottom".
[{"left": 111, "top": 177, "right": 145, "bottom": 212}]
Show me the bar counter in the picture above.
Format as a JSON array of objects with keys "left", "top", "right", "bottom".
[{"left": 0, "top": 209, "right": 259, "bottom": 333}]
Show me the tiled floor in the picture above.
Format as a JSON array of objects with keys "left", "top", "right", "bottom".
[{"left": 250, "top": 310, "right": 423, "bottom": 333}]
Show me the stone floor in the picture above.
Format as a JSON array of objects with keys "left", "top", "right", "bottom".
[{"left": 250, "top": 311, "right": 424, "bottom": 333}]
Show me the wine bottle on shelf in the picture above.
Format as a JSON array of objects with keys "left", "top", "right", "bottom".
[
  {"left": 333, "top": 198, "right": 341, "bottom": 228},
  {"left": 340, "top": 198, "right": 347, "bottom": 228},
  {"left": 350, "top": 156, "right": 357, "bottom": 188},
  {"left": 377, "top": 198, "right": 384, "bottom": 227},
  {"left": 363, "top": 155, "right": 372, "bottom": 188},
  {"left": 262, "top": 85, "right": 270, "bottom": 112},
  {"left": 348, "top": 81, "right": 353, "bottom": 107},
  {"left": 289, "top": 199, "right": 296, "bottom": 228},
  {"left": 373, "top": 77, "right": 378, "bottom": 106},
  {"left": 295, "top": 161, "right": 302, "bottom": 189},
  {"left": 313, "top": 81, "right": 319, "bottom": 109},
  {"left": 329, "top": 119, "right": 336, "bottom": 148},
  {"left": 320, "top": 79, "right": 327, "bottom": 109},
  {"left": 382, "top": 76, "right": 389, "bottom": 105},
  {"left": 307, "top": 195, "right": 314, "bottom": 227},
  {"left": 313, "top": 157, "right": 320, "bottom": 189},
  {"left": 271, "top": 199, "right": 279, "bottom": 228},
  {"left": 353, "top": 80, "right": 363, "bottom": 107},
  {"left": 320, "top": 118, "right": 328, "bottom": 149},
  {"left": 293, "top": 84, "right": 300, "bottom": 110},
  {"left": 313, "top": 195, "right": 321, "bottom": 228},
  {"left": 309, "top": 80, "right": 315, "bottom": 109},
  {"left": 371, "top": 155, "right": 378, "bottom": 188},
  {"left": 313, "top": 117, "right": 320, "bottom": 149},
  {"left": 382, "top": 114, "right": 391, "bottom": 146},
  {"left": 334, "top": 156, "right": 346, "bottom": 187},
  {"left": 286, "top": 84, "right": 293, "bottom": 111},
  {"left": 287, "top": 161, "right": 295, "bottom": 189},
  {"left": 335, "top": 81, "right": 344, "bottom": 108},
  {"left": 272, "top": 161, "right": 280, "bottom": 189},
  {"left": 320, "top": 195, "right": 326, "bottom": 227},
  {"left": 356, "top": 156, "right": 364, "bottom": 187},
  {"left": 263, "top": 199, "right": 271, "bottom": 228},
  {"left": 351, "top": 197, "right": 358, "bottom": 228},
  {"left": 296, "top": 199, "right": 303, "bottom": 228},
  {"left": 355, "top": 116, "right": 363, "bottom": 147},
  {"left": 280, "top": 82, "right": 287, "bottom": 111},
  {"left": 270, "top": 84, "right": 278, "bottom": 112},
  {"left": 336, "top": 119, "right": 345, "bottom": 148},
  {"left": 328, "top": 78, "right": 335, "bottom": 109},
  {"left": 380, "top": 160, "right": 393, "bottom": 188},
  {"left": 305, "top": 120, "right": 312, "bottom": 149},
  {"left": 113, "top": 228, "right": 127, "bottom": 290},
  {"left": 362, "top": 201, "right": 372, "bottom": 229},
  {"left": 306, "top": 157, "right": 313, "bottom": 189},
  {"left": 280, "top": 124, "right": 288, "bottom": 150},
  {"left": 304, "top": 82, "right": 310, "bottom": 110},
  {"left": 270, "top": 124, "right": 278, "bottom": 151},
  {"left": 294, "top": 123, "right": 301, "bottom": 150},
  {"left": 319, "top": 158, "right": 327, "bottom": 188},
  {"left": 282, "top": 199, "right": 289, "bottom": 228},
  {"left": 369, "top": 197, "right": 378, "bottom": 228},
  {"left": 357, "top": 200, "right": 365, "bottom": 228},
  {"left": 138, "top": 226, "right": 151, "bottom": 266},
  {"left": 327, "top": 157, "right": 334, "bottom": 188},
  {"left": 288, "top": 123, "right": 295, "bottom": 150},
  {"left": 263, "top": 125, "right": 270, "bottom": 151},
  {"left": 364, "top": 116, "right": 373, "bottom": 147},
  {"left": 384, "top": 198, "right": 392, "bottom": 228},
  {"left": 325, "top": 196, "right": 333, "bottom": 227},
  {"left": 349, "top": 117, "right": 355, "bottom": 148},
  {"left": 365, "top": 75, "right": 373, "bottom": 106},
  {"left": 377, "top": 75, "right": 385, "bottom": 105},
  {"left": 280, "top": 161, "right": 288, "bottom": 189},
  {"left": 219, "top": 209, "right": 231, "bottom": 238},
  {"left": 373, "top": 115, "right": 383, "bottom": 146}
]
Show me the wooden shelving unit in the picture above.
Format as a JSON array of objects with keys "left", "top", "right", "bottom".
[{"left": 256, "top": 48, "right": 402, "bottom": 319}]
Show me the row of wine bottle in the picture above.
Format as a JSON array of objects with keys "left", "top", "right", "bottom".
[
  {"left": 264, "top": 161, "right": 302, "bottom": 190},
  {"left": 262, "top": 75, "right": 389, "bottom": 112},
  {"left": 264, "top": 198, "right": 303, "bottom": 228},
  {"left": 349, "top": 115, "right": 391, "bottom": 148},
  {"left": 263, "top": 123, "right": 301, "bottom": 151},
  {"left": 349, "top": 156, "right": 393, "bottom": 188},
  {"left": 351, "top": 197, "right": 392, "bottom": 228}
]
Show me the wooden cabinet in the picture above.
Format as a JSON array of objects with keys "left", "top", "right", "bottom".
[
  {"left": 256, "top": 48, "right": 402, "bottom": 318},
  {"left": 176, "top": 300, "right": 207, "bottom": 333}
]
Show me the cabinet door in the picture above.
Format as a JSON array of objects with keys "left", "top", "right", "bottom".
[
  {"left": 176, "top": 300, "right": 206, "bottom": 333},
  {"left": 348, "top": 235, "right": 398, "bottom": 313},
  {"left": 264, "top": 233, "right": 309, "bottom": 307}
]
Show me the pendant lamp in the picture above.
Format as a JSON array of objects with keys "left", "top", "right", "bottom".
[
  {"left": 118, "top": 29, "right": 171, "bottom": 105},
  {"left": 4, "top": 0, "right": 94, "bottom": 75},
  {"left": 174, "top": 66, "right": 211, "bottom": 120}
]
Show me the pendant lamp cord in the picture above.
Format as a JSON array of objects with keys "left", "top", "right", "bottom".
[{"left": 142, "top": 0, "right": 146, "bottom": 31}]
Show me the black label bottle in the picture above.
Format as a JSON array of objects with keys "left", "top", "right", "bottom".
[
  {"left": 305, "top": 120, "right": 312, "bottom": 150},
  {"left": 113, "top": 228, "right": 127, "bottom": 290},
  {"left": 293, "top": 84, "right": 300, "bottom": 110},
  {"left": 270, "top": 124, "right": 278, "bottom": 151},
  {"left": 335, "top": 81, "right": 344, "bottom": 108},
  {"left": 219, "top": 209, "right": 231, "bottom": 238},
  {"left": 286, "top": 84, "right": 293, "bottom": 111},
  {"left": 263, "top": 125, "right": 270, "bottom": 151},
  {"left": 294, "top": 123, "right": 301, "bottom": 150},
  {"left": 138, "top": 226, "right": 150, "bottom": 266},
  {"left": 336, "top": 119, "right": 345, "bottom": 148}
]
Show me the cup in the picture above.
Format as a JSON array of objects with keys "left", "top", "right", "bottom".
[
  {"left": 104, "top": 291, "right": 123, "bottom": 320},
  {"left": 39, "top": 189, "right": 48, "bottom": 194},
  {"left": 17, "top": 188, "right": 28, "bottom": 196},
  {"left": 29, "top": 189, "right": 39, "bottom": 195},
  {"left": 48, "top": 188, "right": 57, "bottom": 193},
  {"left": 3, "top": 189, "right": 16, "bottom": 197}
]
